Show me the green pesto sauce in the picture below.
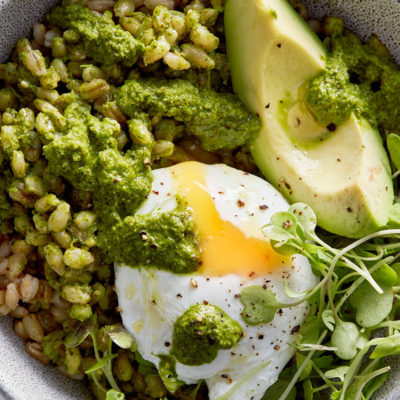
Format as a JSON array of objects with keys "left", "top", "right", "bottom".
[
  {"left": 116, "top": 78, "right": 261, "bottom": 152},
  {"left": 42, "top": 102, "right": 200, "bottom": 273},
  {"left": 42, "top": 330, "right": 64, "bottom": 364},
  {"left": 47, "top": 2, "right": 144, "bottom": 67},
  {"left": 97, "top": 203, "right": 200, "bottom": 273},
  {"left": 305, "top": 33, "right": 400, "bottom": 131},
  {"left": 171, "top": 304, "right": 243, "bottom": 366}
]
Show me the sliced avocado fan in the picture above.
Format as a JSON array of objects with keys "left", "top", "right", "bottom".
[{"left": 225, "top": 0, "right": 393, "bottom": 238}]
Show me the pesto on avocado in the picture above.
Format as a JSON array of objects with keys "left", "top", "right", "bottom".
[
  {"left": 42, "top": 102, "right": 200, "bottom": 273},
  {"left": 171, "top": 304, "right": 243, "bottom": 366},
  {"left": 305, "top": 33, "right": 400, "bottom": 132},
  {"left": 116, "top": 79, "right": 261, "bottom": 152},
  {"left": 47, "top": 2, "right": 144, "bottom": 67}
]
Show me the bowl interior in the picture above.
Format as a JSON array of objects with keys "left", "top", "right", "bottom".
[{"left": 1, "top": 0, "right": 400, "bottom": 399}]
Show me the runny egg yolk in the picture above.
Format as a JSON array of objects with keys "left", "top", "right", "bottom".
[{"left": 170, "top": 161, "right": 287, "bottom": 277}]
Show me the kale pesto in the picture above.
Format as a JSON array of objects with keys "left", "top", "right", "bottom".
[
  {"left": 97, "top": 204, "right": 200, "bottom": 274},
  {"left": 305, "top": 33, "right": 400, "bottom": 132},
  {"left": 47, "top": 2, "right": 144, "bottom": 66},
  {"left": 171, "top": 304, "right": 243, "bottom": 366},
  {"left": 116, "top": 78, "right": 261, "bottom": 152},
  {"left": 42, "top": 102, "right": 200, "bottom": 273}
]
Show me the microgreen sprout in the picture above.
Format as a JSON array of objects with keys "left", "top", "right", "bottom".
[
  {"left": 215, "top": 360, "right": 271, "bottom": 400},
  {"left": 106, "top": 389, "right": 126, "bottom": 400},
  {"left": 156, "top": 354, "right": 185, "bottom": 393},
  {"left": 262, "top": 203, "right": 400, "bottom": 399},
  {"left": 64, "top": 314, "right": 96, "bottom": 348},
  {"left": 104, "top": 324, "right": 137, "bottom": 350},
  {"left": 88, "top": 330, "right": 120, "bottom": 392},
  {"left": 388, "top": 133, "right": 400, "bottom": 171}
]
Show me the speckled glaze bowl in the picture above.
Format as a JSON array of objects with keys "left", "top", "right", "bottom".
[{"left": 1, "top": 0, "right": 400, "bottom": 399}]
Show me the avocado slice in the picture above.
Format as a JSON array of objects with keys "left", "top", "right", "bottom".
[{"left": 225, "top": 0, "right": 393, "bottom": 238}]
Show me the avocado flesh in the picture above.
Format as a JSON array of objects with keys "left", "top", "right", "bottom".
[{"left": 225, "top": 0, "right": 393, "bottom": 238}]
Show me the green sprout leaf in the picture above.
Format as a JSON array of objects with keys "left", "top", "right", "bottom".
[
  {"left": 105, "top": 324, "right": 137, "bottom": 350},
  {"left": 387, "top": 133, "right": 400, "bottom": 171},
  {"left": 270, "top": 211, "right": 298, "bottom": 236},
  {"left": 85, "top": 354, "right": 118, "bottom": 374},
  {"left": 372, "top": 263, "right": 398, "bottom": 286},
  {"left": 283, "top": 280, "right": 310, "bottom": 299},
  {"left": 216, "top": 360, "right": 271, "bottom": 400},
  {"left": 259, "top": 202, "right": 400, "bottom": 397},
  {"left": 314, "top": 355, "right": 334, "bottom": 369},
  {"left": 349, "top": 282, "right": 394, "bottom": 328},
  {"left": 157, "top": 354, "right": 184, "bottom": 393},
  {"left": 363, "top": 360, "right": 390, "bottom": 399},
  {"left": 324, "top": 366, "right": 350, "bottom": 382},
  {"left": 296, "top": 312, "right": 322, "bottom": 346},
  {"left": 302, "top": 379, "right": 313, "bottom": 400},
  {"left": 370, "top": 334, "right": 400, "bottom": 359},
  {"left": 263, "top": 212, "right": 301, "bottom": 255},
  {"left": 64, "top": 314, "right": 96, "bottom": 347},
  {"left": 296, "top": 352, "right": 312, "bottom": 381},
  {"left": 135, "top": 351, "right": 158, "bottom": 375},
  {"left": 106, "top": 389, "right": 125, "bottom": 400},
  {"left": 289, "top": 203, "right": 317, "bottom": 236},
  {"left": 240, "top": 286, "right": 284, "bottom": 325},
  {"left": 262, "top": 223, "right": 294, "bottom": 244},
  {"left": 321, "top": 309, "right": 336, "bottom": 332},
  {"left": 261, "top": 374, "right": 296, "bottom": 400},
  {"left": 331, "top": 321, "right": 367, "bottom": 360},
  {"left": 189, "top": 380, "right": 203, "bottom": 400}
]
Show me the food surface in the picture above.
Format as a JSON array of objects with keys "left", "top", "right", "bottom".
[{"left": 2, "top": 0, "right": 400, "bottom": 400}]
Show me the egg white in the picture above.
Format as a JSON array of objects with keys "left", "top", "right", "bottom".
[{"left": 115, "top": 163, "right": 318, "bottom": 400}]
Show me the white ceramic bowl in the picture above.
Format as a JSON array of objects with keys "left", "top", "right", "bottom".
[{"left": 1, "top": 0, "right": 400, "bottom": 399}]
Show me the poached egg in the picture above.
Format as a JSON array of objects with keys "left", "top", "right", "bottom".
[{"left": 115, "top": 161, "right": 317, "bottom": 400}]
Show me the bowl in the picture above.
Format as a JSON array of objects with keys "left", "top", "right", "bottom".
[{"left": 1, "top": 0, "right": 400, "bottom": 399}]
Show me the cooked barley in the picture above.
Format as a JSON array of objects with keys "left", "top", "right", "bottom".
[
  {"left": 0, "top": 259, "right": 8, "bottom": 275},
  {"left": 145, "top": 0, "right": 175, "bottom": 10},
  {"left": 8, "top": 253, "right": 27, "bottom": 279},
  {"left": 87, "top": 0, "right": 116, "bottom": 12},
  {"left": 0, "top": 241, "right": 11, "bottom": 258},
  {"left": 114, "top": 0, "right": 136, "bottom": 17},
  {"left": 79, "top": 79, "right": 110, "bottom": 101},
  {"left": 63, "top": 248, "right": 94, "bottom": 269},
  {"left": 181, "top": 43, "right": 215, "bottom": 68},
  {"left": 32, "top": 23, "right": 46, "bottom": 45},
  {"left": 163, "top": 52, "right": 190, "bottom": 70},
  {"left": 48, "top": 202, "right": 70, "bottom": 232},
  {"left": 11, "top": 240, "right": 33, "bottom": 257},
  {"left": 0, "top": 304, "right": 11, "bottom": 316},
  {"left": 25, "top": 341, "right": 49, "bottom": 364},
  {"left": 190, "top": 23, "right": 219, "bottom": 52},
  {"left": 44, "top": 30, "right": 57, "bottom": 48},
  {"left": 20, "top": 275, "right": 40, "bottom": 303},
  {"left": 10, "top": 306, "right": 29, "bottom": 319},
  {"left": 14, "top": 320, "right": 29, "bottom": 340},
  {"left": 22, "top": 314, "right": 44, "bottom": 342},
  {"left": 5, "top": 282, "right": 20, "bottom": 310}
]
